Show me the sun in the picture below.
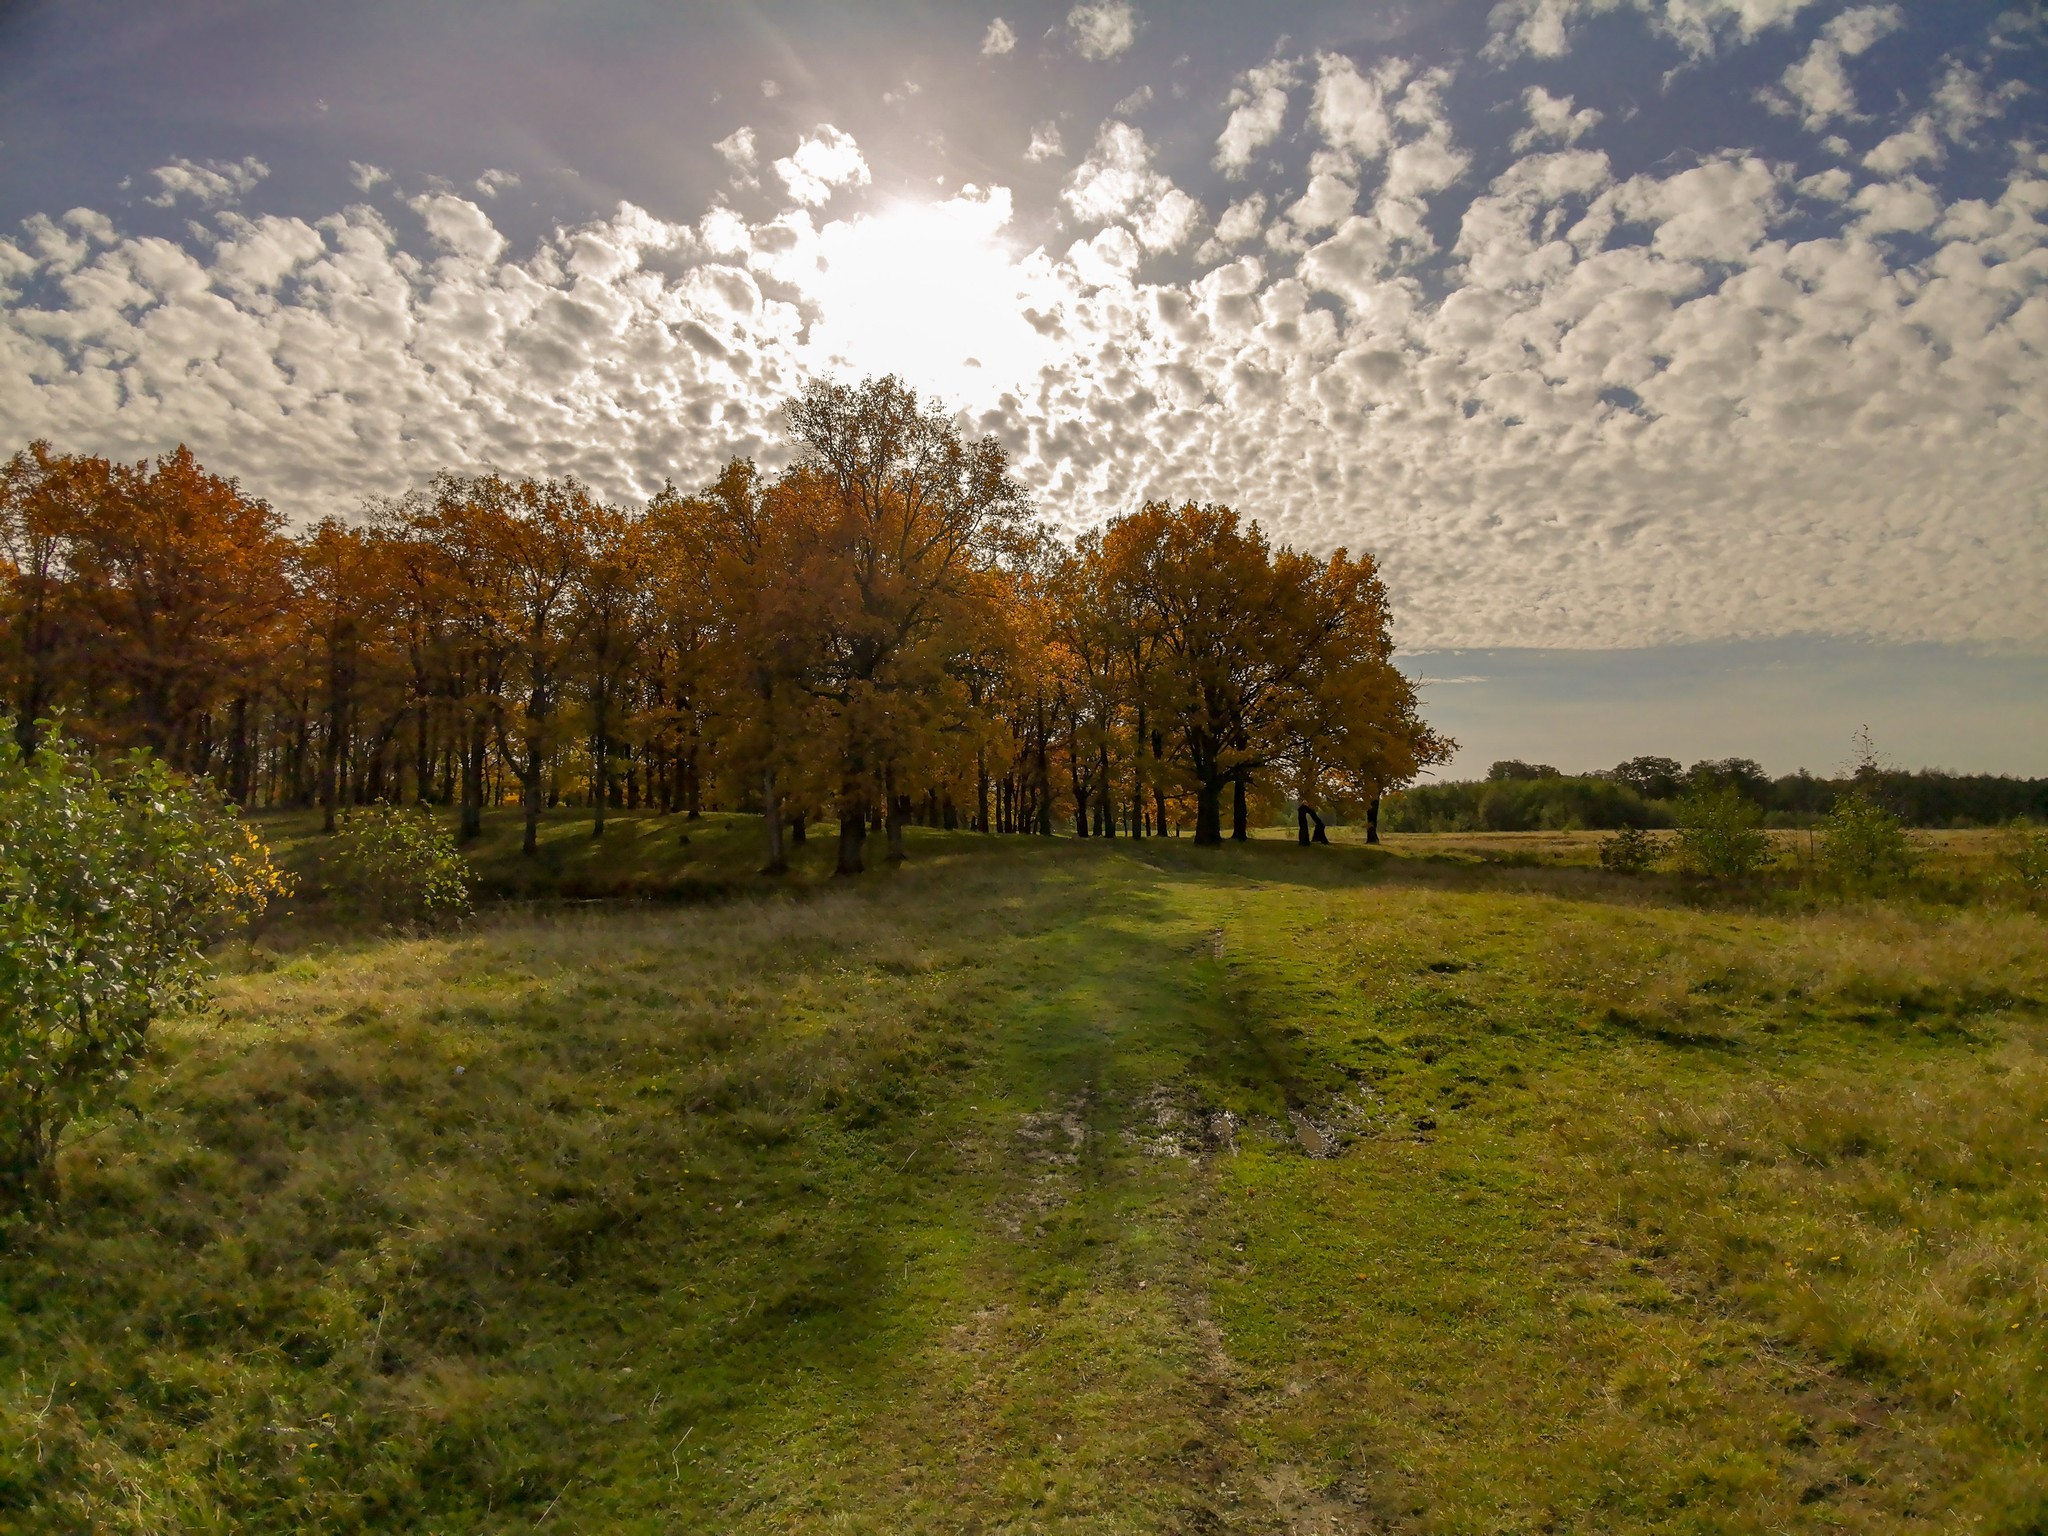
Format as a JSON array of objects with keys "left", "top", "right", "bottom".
[{"left": 804, "top": 187, "right": 1059, "bottom": 410}]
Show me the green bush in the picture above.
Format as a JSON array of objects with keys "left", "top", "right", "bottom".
[
  {"left": 0, "top": 723, "right": 286, "bottom": 1212},
  {"left": 1598, "top": 825, "right": 1661, "bottom": 873},
  {"left": 2001, "top": 820, "right": 2048, "bottom": 903},
  {"left": 1815, "top": 790, "right": 1916, "bottom": 891},
  {"left": 331, "top": 804, "right": 473, "bottom": 927},
  {"left": 1673, "top": 787, "right": 1773, "bottom": 880}
]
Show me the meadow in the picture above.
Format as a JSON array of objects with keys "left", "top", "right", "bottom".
[{"left": 2, "top": 812, "right": 2044, "bottom": 1533}]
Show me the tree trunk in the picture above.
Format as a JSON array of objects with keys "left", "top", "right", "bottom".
[
  {"left": 761, "top": 769, "right": 787, "bottom": 875},
  {"left": 226, "top": 693, "right": 251, "bottom": 806},
  {"left": 1195, "top": 777, "right": 1223, "bottom": 846},
  {"left": 1298, "top": 804, "right": 1312, "bottom": 845},
  {"left": 1152, "top": 730, "right": 1167, "bottom": 836},
  {"left": 414, "top": 699, "right": 433, "bottom": 806},
  {"left": 591, "top": 703, "right": 608, "bottom": 839},
  {"left": 0, "top": 1116, "right": 59, "bottom": 1216},
  {"left": 791, "top": 811, "right": 806, "bottom": 844},
  {"left": 461, "top": 715, "right": 486, "bottom": 842},
  {"left": 319, "top": 687, "right": 345, "bottom": 835},
  {"left": 1098, "top": 739, "right": 1112, "bottom": 834},
  {"left": 885, "top": 764, "right": 907, "bottom": 863},
  {"left": 1231, "top": 767, "right": 1249, "bottom": 841},
  {"left": 522, "top": 739, "right": 543, "bottom": 857},
  {"left": 1131, "top": 700, "right": 1146, "bottom": 838},
  {"left": 836, "top": 811, "right": 866, "bottom": 875},
  {"left": 1366, "top": 794, "right": 1382, "bottom": 845}
]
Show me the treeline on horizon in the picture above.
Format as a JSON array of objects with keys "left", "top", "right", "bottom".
[
  {"left": 1390, "top": 756, "right": 2048, "bottom": 834},
  {"left": 0, "top": 376, "right": 1450, "bottom": 873}
]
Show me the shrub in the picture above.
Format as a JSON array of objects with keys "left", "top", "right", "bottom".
[
  {"left": 1673, "top": 787, "right": 1773, "bottom": 880},
  {"left": 331, "top": 804, "right": 473, "bottom": 927},
  {"left": 2001, "top": 820, "right": 2048, "bottom": 903},
  {"left": 0, "top": 724, "right": 286, "bottom": 1212},
  {"left": 1598, "top": 825, "right": 1660, "bottom": 874},
  {"left": 1815, "top": 789, "right": 1916, "bottom": 891}
]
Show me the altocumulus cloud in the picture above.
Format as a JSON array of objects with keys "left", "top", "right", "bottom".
[{"left": 3, "top": 36, "right": 2046, "bottom": 655}]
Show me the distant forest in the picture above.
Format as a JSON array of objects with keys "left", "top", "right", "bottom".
[{"left": 1390, "top": 756, "right": 2048, "bottom": 833}]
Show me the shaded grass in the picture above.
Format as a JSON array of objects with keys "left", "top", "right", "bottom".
[{"left": 3, "top": 824, "right": 2045, "bottom": 1531}]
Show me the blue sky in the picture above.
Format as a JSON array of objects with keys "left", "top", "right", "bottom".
[{"left": 2, "top": 0, "right": 2044, "bottom": 773}]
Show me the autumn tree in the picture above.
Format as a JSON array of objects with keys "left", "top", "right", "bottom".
[
  {"left": 1273, "top": 550, "right": 1451, "bottom": 843},
  {"left": 395, "top": 475, "right": 518, "bottom": 842},
  {"left": 22, "top": 446, "right": 289, "bottom": 773},
  {"left": 0, "top": 444, "right": 100, "bottom": 751},
  {"left": 572, "top": 498, "right": 656, "bottom": 837},
  {"left": 292, "top": 519, "right": 396, "bottom": 833},
  {"left": 783, "top": 376, "right": 1029, "bottom": 875}
]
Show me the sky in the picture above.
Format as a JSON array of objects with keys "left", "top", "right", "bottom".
[{"left": 1, "top": 0, "right": 2044, "bottom": 777}]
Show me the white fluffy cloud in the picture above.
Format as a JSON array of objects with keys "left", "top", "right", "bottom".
[
  {"left": 1025, "top": 122, "right": 1066, "bottom": 162},
  {"left": 982, "top": 17, "right": 1017, "bottom": 55},
  {"left": 1214, "top": 60, "right": 1295, "bottom": 176},
  {"left": 1513, "top": 86, "right": 1603, "bottom": 151},
  {"left": 1486, "top": 0, "right": 1822, "bottom": 61},
  {"left": 145, "top": 156, "right": 269, "bottom": 208},
  {"left": 715, "top": 131, "right": 756, "bottom": 171},
  {"left": 5, "top": 50, "right": 2044, "bottom": 656},
  {"left": 773, "top": 126, "right": 872, "bottom": 205},
  {"left": 1763, "top": 3, "right": 1902, "bottom": 129},
  {"left": 1067, "top": 1, "right": 1138, "bottom": 60},
  {"left": 1062, "top": 121, "right": 1200, "bottom": 252}
]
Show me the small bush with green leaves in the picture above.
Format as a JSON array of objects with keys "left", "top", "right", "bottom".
[
  {"left": 2001, "top": 820, "right": 2048, "bottom": 903},
  {"left": 330, "top": 804, "right": 473, "bottom": 927},
  {"left": 1815, "top": 789, "right": 1917, "bottom": 891},
  {"left": 0, "top": 722, "right": 287, "bottom": 1212},
  {"left": 1598, "top": 825, "right": 1660, "bottom": 873},
  {"left": 1673, "top": 787, "right": 1773, "bottom": 880}
]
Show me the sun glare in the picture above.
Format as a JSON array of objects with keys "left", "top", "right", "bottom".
[{"left": 805, "top": 187, "right": 1057, "bottom": 410}]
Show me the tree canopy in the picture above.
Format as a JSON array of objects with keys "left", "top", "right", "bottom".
[{"left": 2, "top": 377, "right": 1449, "bottom": 868}]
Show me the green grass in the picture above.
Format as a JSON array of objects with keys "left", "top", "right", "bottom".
[{"left": 4, "top": 812, "right": 2046, "bottom": 1532}]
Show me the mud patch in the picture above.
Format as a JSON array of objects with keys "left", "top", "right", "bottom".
[{"left": 1123, "top": 1082, "right": 1239, "bottom": 1161}]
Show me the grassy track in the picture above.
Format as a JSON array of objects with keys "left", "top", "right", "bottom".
[{"left": 3, "top": 813, "right": 2045, "bottom": 1532}]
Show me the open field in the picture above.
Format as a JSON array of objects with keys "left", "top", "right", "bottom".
[{"left": 4, "top": 814, "right": 2046, "bottom": 1533}]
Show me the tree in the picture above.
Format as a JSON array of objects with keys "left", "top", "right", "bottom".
[
  {"left": 58, "top": 446, "right": 290, "bottom": 771},
  {"left": 1611, "top": 755, "right": 1683, "bottom": 799},
  {"left": 1274, "top": 549, "right": 1450, "bottom": 843},
  {"left": 292, "top": 519, "right": 394, "bottom": 833},
  {"left": 398, "top": 475, "right": 519, "bottom": 843},
  {"left": 783, "top": 376, "right": 1028, "bottom": 874},
  {"left": 1489, "top": 760, "right": 1560, "bottom": 782},
  {"left": 693, "top": 458, "right": 838, "bottom": 875},
  {"left": 1674, "top": 787, "right": 1772, "bottom": 879},
  {"left": 1105, "top": 502, "right": 1435, "bottom": 847},
  {"left": 572, "top": 499, "right": 656, "bottom": 838},
  {"left": 0, "top": 723, "right": 285, "bottom": 1212},
  {"left": 0, "top": 443, "right": 99, "bottom": 752},
  {"left": 1688, "top": 757, "right": 1769, "bottom": 804},
  {"left": 1815, "top": 790, "right": 1915, "bottom": 890}
]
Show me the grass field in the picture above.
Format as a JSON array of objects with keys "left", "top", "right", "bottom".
[{"left": 3, "top": 810, "right": 2045, "bottom": 1533}]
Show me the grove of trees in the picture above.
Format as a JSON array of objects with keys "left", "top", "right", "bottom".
[
  {"left": 1, "top": 376, "right": 1449, "bottom": 874},
  {"left": 1395, "top": 755, "right": 2048, "bottom": 834}
]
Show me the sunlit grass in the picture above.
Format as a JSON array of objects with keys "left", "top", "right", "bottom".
[{"left": 2, "top": 819, "right": 2044, "bottom": 1531}]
